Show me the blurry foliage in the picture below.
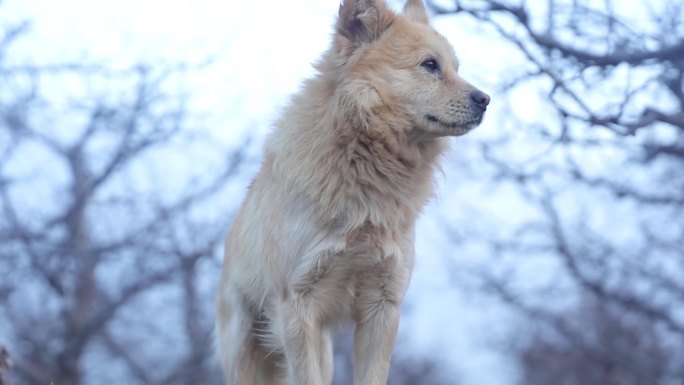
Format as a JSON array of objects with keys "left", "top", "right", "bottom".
[
  {"left": 0, "top": 17, "right": 246, "bottom": 385},
  {"left": 514, "top": 295, "right": 676, "bottom": 385},
  {"left": 429, "top": 0, "right": 684, "bottom": 383}
]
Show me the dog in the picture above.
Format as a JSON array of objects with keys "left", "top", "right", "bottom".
[{"left": 216, "top": 0, "right": 489, "bottom": 384}]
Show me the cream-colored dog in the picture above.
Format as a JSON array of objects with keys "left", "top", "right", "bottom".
[{"left": 216, "top": 0, "right": 489, "bottom": 384}]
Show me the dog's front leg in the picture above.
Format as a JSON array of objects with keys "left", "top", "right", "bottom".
[
  {"left": 353, "top": 300, "right": 400, "bottom": 385},
  {"left": 277, "top": 294, "right": 327, "bottom": 385},
  {"left": 353, "top": 259, "right": 409, "bottom": 385}
]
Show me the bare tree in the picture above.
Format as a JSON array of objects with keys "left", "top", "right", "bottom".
[
  {"left": 0, "top": 18, "right": 247, "bottom": 385},
  {"left": 429, "top": 0, "right": 684, "bottom": 383},
  {"left": 512, "top": 295, "right": 674, "bottom": 385}
]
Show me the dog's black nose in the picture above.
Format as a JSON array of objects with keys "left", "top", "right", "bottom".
[{"left": 470, "top": 90, "right": 491, "bottom": 110}]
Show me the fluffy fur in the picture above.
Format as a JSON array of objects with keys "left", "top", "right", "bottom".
[{"left": 216, "top": 1, "right": 489, "bottom": 384}]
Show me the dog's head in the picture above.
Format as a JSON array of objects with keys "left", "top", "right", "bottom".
[{"left": 333, "top": 0, "right": 489, "bottom": 137}]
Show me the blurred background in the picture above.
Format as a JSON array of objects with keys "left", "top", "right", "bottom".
[{"left": 1, "top": 0, "right": 683, "bottom": 384}]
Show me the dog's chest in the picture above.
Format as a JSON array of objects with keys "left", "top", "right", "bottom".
[{"left": 295, "top": 222, "right": 412, "bottom": 312}]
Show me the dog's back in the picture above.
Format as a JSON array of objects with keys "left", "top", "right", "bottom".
[{"left": 216, "top": 1, "right": 489, "bottom": 384}]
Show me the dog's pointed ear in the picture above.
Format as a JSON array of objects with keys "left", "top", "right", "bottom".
[
  {"left": 338, "top": 0, "right": 395, "bottom": 44},
  {"left": 402, "top": 0, "right": 429, "bottom": 24}
]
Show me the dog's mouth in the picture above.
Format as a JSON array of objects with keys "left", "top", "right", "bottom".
[{"left": 426, "top": 114, "right": 483, "bottom": 135}]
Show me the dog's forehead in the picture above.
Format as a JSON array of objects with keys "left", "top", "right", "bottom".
[
  {"left": 372, "top": 18, "right": 461, "bottom": 69},
  {"left": 432, "top": 30, "right": 457, "bottom": 54},
  {"left": 393, "top": 18, "right": 448, "bottom": 43},
  {"left": 419, "top": 26, "right": 460, "bottom": 67}
]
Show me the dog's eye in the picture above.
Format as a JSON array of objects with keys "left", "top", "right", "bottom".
[{"left": 421, "top": 59, "right": 440, "bottom": 73}]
